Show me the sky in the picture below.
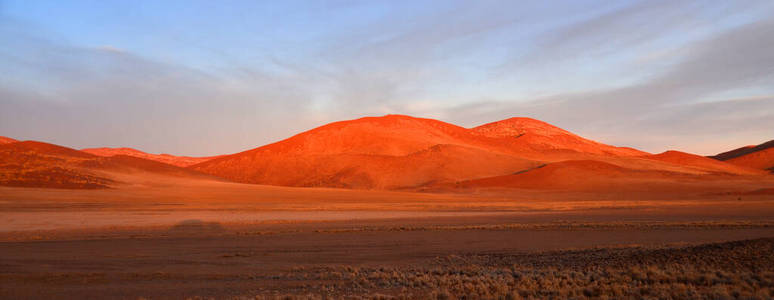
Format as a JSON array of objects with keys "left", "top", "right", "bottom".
[{"left": 1, "top": 0, "right": 773, "bottom": 156}]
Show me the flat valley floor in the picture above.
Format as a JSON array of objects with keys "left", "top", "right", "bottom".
[{"left": 2, "top": 181, "right": 774, "bottom": 299}]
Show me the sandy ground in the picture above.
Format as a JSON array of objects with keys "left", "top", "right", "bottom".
[
  {"left": 1, "top": 181, "right": 774, "bottom": 298},
  {"left": 2, "top": 179, "right": 774, "bottom": 232}
]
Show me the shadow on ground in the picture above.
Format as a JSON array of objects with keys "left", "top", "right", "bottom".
[{"left": 168, "top": 219, "right": 225, "bottom": 234}]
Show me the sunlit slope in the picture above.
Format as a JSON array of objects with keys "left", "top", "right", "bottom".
[
  {"left": 192, "top": 115, "right": 742, "bottom": 190},
  {"left": 0, "top": 136, "right": 17, "bottom": 145}
]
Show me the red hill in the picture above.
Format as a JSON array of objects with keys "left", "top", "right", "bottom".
[
  {"left": 82, "top": 147, "right": 222, "bottom": 167},
  {"left": 0, "top": 136, "right": 17, "bottom": 145},
  {"left": 645, "top": 150, "right": 764, "bottom": 175},
  {"left": 726, "top": 148, "right": 774, "bottom": 172},
  {"left": 0, "top": 141, "right": 216, "bottom": 189},
  {"left": 7, "top": 116, "right": 768, "bottom": 191},
  {"left": 711, "top": 145, "right": 757, "bottom": 161},
  {"left": 471, "top": 118, "right": 647, "bottom": 157},
  {"left": 711, "top": 140, "right": 774, "bottom": 173},
  {"left": 192, "top": 115, "right": 657, "bottom": 189},
  {"left": 454, "top": 160, "right": 677, "bottom": 190},
  {"left": 193, "top": 115, "right": 541, "bottom": 189}
]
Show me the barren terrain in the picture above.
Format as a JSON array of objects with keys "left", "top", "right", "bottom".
[{"left": 2, "top": 179, "right": 774, "bottom": 299}]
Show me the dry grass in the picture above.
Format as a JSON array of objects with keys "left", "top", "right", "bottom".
[
  {"left": 4, "top": 237, "right": 774, "bottom": 299},
  {"left": 241, "top": 238, "right": 774, "bottom": 299},
  {"left": 307, "top": 220, "right": 774, "bottom": 234}
]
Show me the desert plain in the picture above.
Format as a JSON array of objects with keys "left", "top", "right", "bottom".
[{"left": 3, "top": 176, "right": 774, "bottom": 299}]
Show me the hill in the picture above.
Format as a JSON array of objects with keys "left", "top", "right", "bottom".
[
  {"left": 6, "top": 115, "right": 768, "bottom": 191},
  {"left": 82, "top": 147, "right": 222, "bottom": 167},
  {"left": 191, "top": 115, "right": 701, "bottom": 190},
  {"left": 0, "top": 136, "right": 17, "bottom": 144},
  {"left": 470, "top": 117, "right": 647, "bottom": 157},
  {"left": 712, "top": 140, "right": 774, "bottom": 173},
  {"left": 0, "top": 141, "right": 216, "bottom": 189},
  {"left": 726, "top": 148, "right": 774, "bottom": 172},
  {"left": 644, "top": 150, "right": 764, "bottom": 175},
  {"left": 453, "top": 160, "right": 678, "bottom": 190},
  {"left": 192, "top": 115, "right": 541, "bottom": 189}
]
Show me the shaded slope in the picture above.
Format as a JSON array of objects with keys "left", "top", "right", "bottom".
[
  {"left": 644, "top": 150, "right": 764, "bottom": 175},
  {"left": 215, "top": 144, "right": 539, "bottom": 189},
  {"left": 0, "top": 141, "right": 216, "bottom": 189},
  {"left": 711, "top": 145, "right": 757, "bottom": 161},
  {"left": 0, "top": 141, "right": 113, "bottom": 188},
  {"left": 726, "top": 148, "right": 774, "bottom": 172},
  {"left": 454, "top": 160, "right": 680, "bottom": 190},
  {"left": 712, "top": 140, "right": 774, "bottom": 161},
  {"left": 712, "top": 140, "right": 774, "bottom": 173},
  {"left": 82, "top": 147, "right": 222, "bottom": 167}
]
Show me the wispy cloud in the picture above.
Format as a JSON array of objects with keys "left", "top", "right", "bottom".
[
  {"left": 0, "top": 22, "right": 320, "bottom": 155},
  {"left": 445, "top": 14, "right": 774, "bottom": 154},
  {"left": 1, "top": 1, "right": 773, "bottom": 156}
]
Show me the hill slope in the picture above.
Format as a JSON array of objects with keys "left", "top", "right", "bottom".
[
  {"left": 454, "top": 160, "right": 677, "bottom": 190},
  {"left": 191, "top": 115, "right": 664, "bottom": 189},
  {"left": 82, "top": 147, "right": 222, "bottom": 167},
  {"left": 726, "top": 148, "right": 774, "bottom": 172},
  {"left": 193, "top": 115, "right": 539, "bottom": 189},
  {"left": 711, "top": 145, "right": 757, "bottom": 161},
  {"left": 644, "top": 150, "right": 764, "bottom": 175},
  {"left": 0, "top": 136, "right": 17, "bottom": 145},
  {"left": 5, "top": 116, "right": 766, "bottom": 191},
  {"left": 471, "top": 118, "right": 647, "bottom": 157},
  {"left": 712, "top": 140, "right": 774, "bottom": 172},
  {"left": 0, "top": 141, "right": 216, "bottom": 189}
]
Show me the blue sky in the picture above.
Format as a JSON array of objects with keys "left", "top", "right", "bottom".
[{"left": 1, "top": 0, "right": 773, "bottom": 156}]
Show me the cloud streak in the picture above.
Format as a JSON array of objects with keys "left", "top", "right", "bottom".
[
  {"left": 445, "top": 14, "right": 774, "bottom": 154},
  {"left": 1, "top": 1, "right": 773, "bottom": 156}
]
